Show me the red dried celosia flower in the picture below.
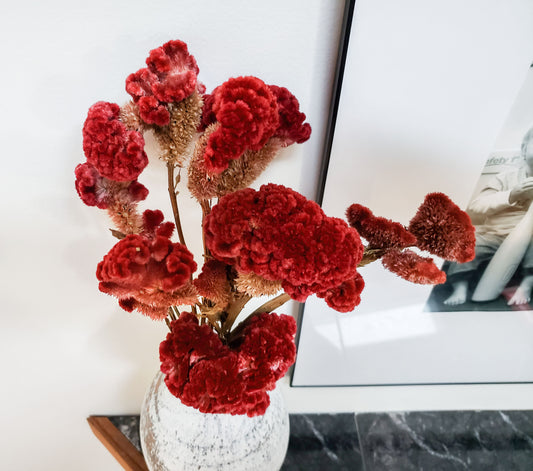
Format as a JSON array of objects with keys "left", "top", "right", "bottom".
[
  {"left": 141, "top": 209, "right": 174, "bottom": 239},
  {"left": 146, "top": 40, "right": 199, "bottom": 102},
  {"left": 318, "top": 273, "right": 365, "bottom": 313},
  {"left": 237, "top": 312, "right": 297, "bottom": 390},
  {"left": 203, "top": 76, "right": 279, "bottom": 173},
  {"left": 198, "top": 92, "right": 216, "bottom": 131},
  {"left": 408, "top": 192, "right": 475, "bottom": 263},
  {"left": 181, "top": 354, "right": 244, "bottom": 413},
  {"left": 74, "top": 162, "right": 149, "bottom": 210},
  {"left": 346, "top": 203, "right": 416, "bottom": 249},
  {"left": 126, "top": 71, "right": 170, "bottom": 126},
  {"left": 159, "top": 311, "right": 296, "bottom": 416},
  {"left": 269, "top": 85, "right": 311, "bottom": 146},
  {"left": 127, "top": 180, "right": 150, "bottom": 202},
  {"left": 125, "top": 40, "right": 199, "bottom": 126},
  {"left": 204, "top": 184, "right": 364, "bottom": 307},
  {"left": 96, "top": 218, "right": 197, "bottom": 319},
  {"left": 160, "top": 312, "right": 227, "bottom": 397},
  {"left": 82, "top": 102, "right": 148, "bottom": 181},
  {"left": 74, "top": 162, "right": 108, "bottom": 209},
  {"left": 381, "top": 249, "right": 446, "bottom": 284}
]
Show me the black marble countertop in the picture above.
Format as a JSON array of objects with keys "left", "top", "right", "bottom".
[{"left": 109, "top": 410, "right": 533, "bottom": 470}]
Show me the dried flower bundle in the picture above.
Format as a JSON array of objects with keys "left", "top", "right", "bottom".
[{"left": 75, "top": 39, "right": 475, "bottom": 416}]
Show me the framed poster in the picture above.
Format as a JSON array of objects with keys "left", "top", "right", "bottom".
[{"left": 292, "top": 0, "right": 533, "bottom": 387}]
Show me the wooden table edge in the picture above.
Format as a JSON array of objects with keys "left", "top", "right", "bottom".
[{"left": 87, "top": 416, "right": 148, "bottom": 471}]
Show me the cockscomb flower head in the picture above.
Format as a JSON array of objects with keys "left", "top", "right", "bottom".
[
  {"left": 203, "top": 76, "right": 279, "bottom": 173},
  {"left": 160, "top": 311, "right": 296, "bottom": 416},
  {"left": 269, "top": 85, "right": 311, "bottom": 146},
  {"left": 408, "top": 192, "right": 475, "bottom": 263},
  {"left": 126, "top": 40, "right": 199, "bottom": 126},
  {"left": 381, "top": 249, "right": 446, "bottom": 284},
  {"left": 74, "top": 162, "right": 109, "bottom": 209},
  {"left": 317, "top": 273, "right": 365, "bottom": 313},
  {"left": 204, "top": 184, "right": 364, "bottom": 308},
  {"left": 74, "top": 162, "right": 149, "bottom": 209},
  {"left": 82, "top": 101, "right": 148, "bottom": 181},
  {"left": 346, "top": 203, "right": 416, "bottom": 249},
  {"left": 96, "top": 214, "right": 197, "bottom": 319}
]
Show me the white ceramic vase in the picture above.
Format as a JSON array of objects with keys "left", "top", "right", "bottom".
[{"left": 139, "top": 371, "right": 290, "bottom": 471}]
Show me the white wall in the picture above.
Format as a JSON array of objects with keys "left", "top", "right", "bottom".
[
  {"left": 1, "top": 2, "right": 344, "bottom": 470},
  {"left": 3, "top": 1, "right": 533, "bottom": 469}
]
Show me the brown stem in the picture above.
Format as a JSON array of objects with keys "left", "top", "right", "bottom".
[
  {"left": 221, "top": 293, "right": 252, "bottom": 336},
  {"left": 251, "top": 292, "right": 291, "bottom": 316},
  {"left": 358, "top": 245, "right": 418, "bottom": 267},
  {"left": 167, "top": 163, "right": 187, "bottom": 246},
  {"left": 168, "top": 306, "right": 178, "bottom": 320},
  {"left": 227, "top": 292, "right": 292, "bottom": 344},
  {"left": 199, "top": 199, "right": 212, "bottom": 258},
  {"left": 358, "top": 248, "right": 386, "bottom": 267}
]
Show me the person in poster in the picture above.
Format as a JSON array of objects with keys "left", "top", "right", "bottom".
[{"left": 441, "top": 126, "right": 533, "bottom": 308}]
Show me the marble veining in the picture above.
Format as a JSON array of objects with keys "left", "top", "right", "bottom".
[
  {"left": 281, "top": 413, "right": 363, "bottom": 470},
  {"left": 108, "top": 415, "right": 141, "bottom": 452},
  {"left": 357, "top": 410, "right": 533, "bottom": 471},
  {"left": 106, "top": 410, "right": 533, "bottom": 470}
]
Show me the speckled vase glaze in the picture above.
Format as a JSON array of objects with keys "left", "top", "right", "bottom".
[{"left": 139, "top": 371, "right": 290, "bottom": 471}]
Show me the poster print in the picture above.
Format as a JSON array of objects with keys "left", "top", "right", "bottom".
[
  {"left": 292, "top": 0, "right": 533, "bottom": 387},
  {"left": 427, "top": 79, "right": 533, "bottom": 312}
]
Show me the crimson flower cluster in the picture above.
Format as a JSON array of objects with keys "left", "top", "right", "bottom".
[
  {"left": 126, "top": 40, "right": 200, "bottom": 126},
  {"left": 200, "top": 77, "right": 311, "bottom": 173},
  {"left": 160, "top": 311, "right": 296, "bottom": 417},
  {"left": 202, "top": 76, "right": 279, "bottom": 173},
  {"left": 347, "top": 193, "right": 475, "bottom": 284},
  {"left": 75, "top": 102, "right": 149, "bottom": 210},
  {"left": 408, "top": 193, "right": 476, "bottom": 263},
  {"left": 96, "top": 210, "right": 197, "bottom": 319},
  {"left": 82, "top": 101, "right": 148, "bottom": 181},
  {"left": 204, "top": 183, "right": 365, "bottom": 311},
  {"left": 269, "top": 85, "right": 312, "bottom": 146},
  {"left": 76, "top": 38, "right": 477, "bottom": 418}
]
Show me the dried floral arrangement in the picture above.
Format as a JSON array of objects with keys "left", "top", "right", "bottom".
[{"left": 75, "top": 39, "right": 476, "bottom": 417}]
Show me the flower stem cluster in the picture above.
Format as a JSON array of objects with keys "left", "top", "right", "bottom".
[
  {"left": 347, "top": 193, "right": 476, "bottom": 284},
  {"left": 76, "top": 38, "right": 476, "bottom": 416}
]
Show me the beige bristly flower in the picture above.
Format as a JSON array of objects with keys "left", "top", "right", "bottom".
[
  {"left": 152, "top": 92, "right": 203, "bottom": 166},
  {"left": 235, "top": 272, "right": 282, "bottom": 297},
  {"left": 187, "top": 124, "right": 218, "bottom": 200},
  {"left": 119, "top": 101, "right": 145, "bottom": 133},
  {"left": 97, "top": 179, "right": 144, "bottom": 235},
  {"left": 107, "top": 200, "right": 143, "bottom": 235},
  {"left": 188, "top": 126, "right": 282, "bottom": 201},
  {"left": 193, "top": 259, "right": 232, "bottom": 306}
]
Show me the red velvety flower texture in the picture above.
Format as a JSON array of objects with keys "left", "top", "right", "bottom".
[
  {"left": 203, "top": 76, "right": 280, "bottom": 173},
  {"left": 126, "top": 40, "right": 199, "bottom": 126},
  {"left": 96, "top": 210, "right": 197, "bottom": 319},
  {"left": 160, "top": 311, "right": 296, "bottom": 416},
  {"left": 318, "top": 273, "right": 365, "bottom": 313},
  {"left": 409, "top": 192, "right": 475, "bottom": 263},
  {"left": 199, "top": 80, "right": 311, "bottom": 173},
  {"left": 269, "top": 85, "right": 312, "bottom": 146},
  {"left": 381, "top": 249, "right": 446, "bottom": 284},
  {"left": 346, "top": 204, "right": 416, "bottom": 249},
  {"left": 74, "top": 162, "right": 109, "bottom": 209},
  {"left": 82, "top": 102, "right": 148, "bottom": 182},
  {"left": 74, "top": 162, "right": 148, "bottom": 209},
  {"left": 204, "top": 184, "right": 364, "bottom": 308}
]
